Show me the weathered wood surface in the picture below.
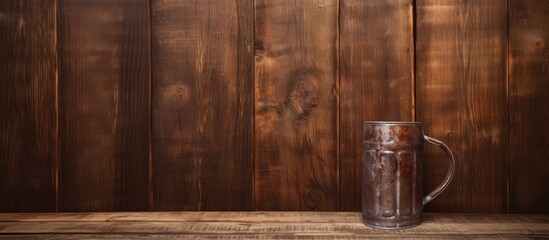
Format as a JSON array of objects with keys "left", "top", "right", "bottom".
[
  {"left": 0, "top": 0, "right": 58, "bottom": 212},
  {"left": 339, "top": 0, "right": 414, "bottom": 211},
  {"left": 151, "top": 0, "right": 254, "bottom": 211},
  {"left": 0, "top": 213, "right": 548, "bottom": 239},
  {"left": 0, "top": 235, "right": 544, "bottom": 240},
  {"left": 509, "top": 0, "right": 549, "bottom": 214},
  {"left": 3, "top": 0, "right": 549, "bottom": 215},
  {"left": 254, "top": 0, "right": 339, "bottom": 211},
  {"left": 415, "top": 0, "right": 508, "bottom": 213},
  {"left": 0, "top": 212, "right": 359, "bottom": 222},
  {"left": 58, "top": 0, "right": 151, "bottom": 211}
]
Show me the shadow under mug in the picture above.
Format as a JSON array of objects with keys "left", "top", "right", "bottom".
[{"left": 362, "top": 121, "right": 455, "bottom": 229}]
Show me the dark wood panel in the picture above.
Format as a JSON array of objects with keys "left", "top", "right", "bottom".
[
  {"left": 339, "top": 0, "right": 414, "bottom": 211},
  {"left": 415, "top": 0, "right": 508, "bottom": 212},
  {"left": 58, "top": 0, "right": 150, "bottom": 211},
  {"left": 509, "top": 0, "right": 549, "bottom": 214},
  {"left": 0, "top": 0, "right": 58, "bottom": 212},
  {"left": 254, "top": 0, "right": 339, "bottom": 210},
  {"left": 151, "top": 0, "right": 254, "bottom": 210}
]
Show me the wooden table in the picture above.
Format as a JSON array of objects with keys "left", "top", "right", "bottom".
[{"left": 0, "top": 212, "right": 548, "bottom": 239}]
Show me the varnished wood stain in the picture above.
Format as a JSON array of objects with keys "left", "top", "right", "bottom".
[{"left": 0, "top": 0, "right": 548, "bottom": 213}]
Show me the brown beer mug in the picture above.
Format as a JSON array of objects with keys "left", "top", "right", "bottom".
[{"left": 362, "top": 121, "right": 455, "bottom": 229}]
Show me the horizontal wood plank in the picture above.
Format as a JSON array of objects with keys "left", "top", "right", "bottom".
[
  {"left": 1, "top": 212, "right": 548, "bottom": 224},
  {"left": 0, "top": 213, "right": 547, "bottom": 239},
  {"left": 0, "top": 221, "right": 548, "bottom": 235},
  {"left": 0, "top": 235, "right": 542, "bottom": 240},
  {"left": 0, "top": 212, "right": 360, "bottom": 222}
]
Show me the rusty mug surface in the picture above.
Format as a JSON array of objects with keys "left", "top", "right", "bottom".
[{"left": 362, "top": 121, "right": 455, "bottom": 229}]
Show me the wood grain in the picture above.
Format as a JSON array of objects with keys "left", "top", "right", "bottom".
[
  {"left": 509, "top": 0, "right": 549, "bottom": 214},
  {"left": 415, "top": 0, "right": 508, "bottom": 213},
  {"left": 0, "top": 221, "right": 548, "bottom": 235},
  {"left": 0, "top": 235, "right": 543, "bottom": 240},
  {"left": 151, "top": 0, "right": 254, "bottom": 210},
  {"left": 3, "top": 0, "right": 549, "bottom": 214},
  {"left": 0, "top": 0, "right": 58, "bottom": 212},
  {"left": 58, "top": 0, "right": 150, "bottom": 211},
  {"left": 339, "top": 0, "right": 414, "bottom": 211},
  {"left": 0, "top": 212, "right": 548, "bottom": 239},
  {"left": 0, "top": 212, "right": 360, "bottom": 222},
  {"left": 2, "top": 212, "right": 549, "bottom": 224},
  {"left": 254, "top": 0, "right": 339, "bottom": 210}
]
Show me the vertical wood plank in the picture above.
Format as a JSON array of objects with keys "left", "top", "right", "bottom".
[
  {"left": 254, "top": 0, "right": 339, "bottom": 210},
  {"left": 339, "top": 0, "right": 414, "bottom": 211},
  {"left": 58, "top": 0, "right": 150, "bottom": 211},
  {"left": 151, "top": 0, "right": 254, "bottom": 210},
  {"left": 416, "top": 0, "right": 508, "bottom": 213},
  {"left": 509, "top": 0, "right": 549, "bottom": 213},
  {"left": 0, "top": 0, "right": 58, "bottom": 212}
]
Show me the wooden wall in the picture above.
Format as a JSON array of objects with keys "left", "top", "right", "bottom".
[
  {"left": 1, "top": 0, "right": 548, "bottom": 213},
  {"left": 416, "top": 0, "right": 509, "bottom": 213}
]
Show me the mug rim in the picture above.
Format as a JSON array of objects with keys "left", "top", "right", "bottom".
[{"left": 364, "top": 121, "right": 422, "bottom": 125}]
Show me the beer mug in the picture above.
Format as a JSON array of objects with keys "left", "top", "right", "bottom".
[{"left": 362, "top": 121, "right": 455, "bottom": 229}]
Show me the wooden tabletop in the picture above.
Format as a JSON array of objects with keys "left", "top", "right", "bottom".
[{"left": 0, "top": 212, "right": 548, "bottom": 239}]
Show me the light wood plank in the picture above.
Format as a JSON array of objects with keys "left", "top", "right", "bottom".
[
  {"left": 0, "top": 212, "right": 360, "bottom": 222},
  {"left": 2, "top": 212, "right": 548, "bottom": 224},
  {"left": 0, "top": 234, "right": 540, "bottom": 240},
  {"left": 0, "top": 213, "right": 547, "bottom": 239},
  {"left": 0, "top": 220, "right": 548, "bottom": 235}
]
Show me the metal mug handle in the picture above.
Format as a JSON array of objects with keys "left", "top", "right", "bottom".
[{"left": 422, "top": 135, "right": 455, "bottom": 205}]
